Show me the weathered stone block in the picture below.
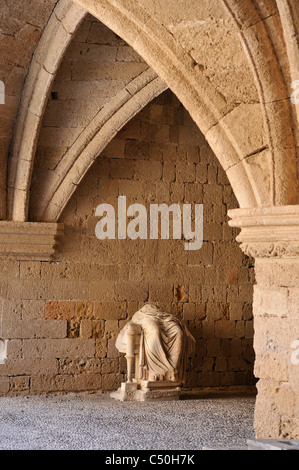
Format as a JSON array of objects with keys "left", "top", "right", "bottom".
[
  {"left": 2, "top": 319, "right": 67, "bottom": 339},
  {"left": 22, "top": 338, "right": 95, "bottom": 359},
  {"left": 31, "top": 373, "right": 101, "bottom": 394},
  {"left": 254, "top": 286, "right": 288, "bottom": 318}
]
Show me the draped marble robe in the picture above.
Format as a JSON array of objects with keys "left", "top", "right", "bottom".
[{"left": 116, "top": 304, "right": 195, "bottom": 382}]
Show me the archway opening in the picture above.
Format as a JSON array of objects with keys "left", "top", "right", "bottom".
[
  {"left": 54, "top": 87, "right": 257, "bottom": 393},
  {"left": 0, "top": 12, "right": 256, "bottom": 398}
]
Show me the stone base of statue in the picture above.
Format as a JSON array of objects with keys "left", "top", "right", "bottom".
[
  {"left": 135, "top": 379, "right": 182, "bottom": 401},
  {"left": 110, "top": 379, "right": 182, "bottom": 402},
  {"left": 110, "top": 382, "right": 139, "bottom": 402}
]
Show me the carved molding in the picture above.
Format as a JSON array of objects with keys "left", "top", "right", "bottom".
[
  {"left": 240, "top": 241, "right": 299, "bottom": 259},
  {"left": 228, "top": 205, "right": 299, "bottom": 259},
  {"left": 0, "top": 221, "right": 64, "bottom": 260}
]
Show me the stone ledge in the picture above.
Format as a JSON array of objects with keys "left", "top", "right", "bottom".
[
  {"left": 0, "top": 221, "right": 64, "bottom": 260},
  {"left": 228, "top": 205, "right": 299, "bottom": 227},
  {"left": 228, "top": 206, "right": 299, "bottom": 258}
]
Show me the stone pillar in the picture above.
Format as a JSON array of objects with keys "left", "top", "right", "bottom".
[{"left": 229, "top": 206, "right": 299, "bottom": 440}]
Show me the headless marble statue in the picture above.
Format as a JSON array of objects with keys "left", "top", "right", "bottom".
[{"left": 111, "top": 304, "right": 195, "bottom": 401}]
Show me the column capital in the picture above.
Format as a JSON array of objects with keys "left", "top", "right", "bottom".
[{"left": 228, "top": 205, "right": 299, "bottom": 259}]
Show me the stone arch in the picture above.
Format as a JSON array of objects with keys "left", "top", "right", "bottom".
[
  {"left": 71, "top": 0, "right": 297, "bottom": 207},
  {"left": 276, "top": 0, "right": 299, "bottom": 90},
  {"left": 222, "top": 0, "right": 298, "bottom": 206},
  {"left": 8, "top": 0, "right": 299, "bottom": 223},
  {"left": 8, "top": 0, "right": 87, "bottom": 222},
  {"left": 36, "top": 69, "right": 167, "bottom": 222},
  {"left": 276, "top": 0, "right": 299, "bottom": 179}
]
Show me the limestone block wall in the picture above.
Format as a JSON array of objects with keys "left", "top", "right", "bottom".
[{"left": 0, "top": 88, "right": 255, "bottom": 395}]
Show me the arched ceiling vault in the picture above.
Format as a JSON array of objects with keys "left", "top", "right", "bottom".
[
  {"left": 0, "top": 0, "right": 60, "bottom": 220},
  {"left": 6, "top": 0, "right": 299, "bottom": 223},
  {"left": 276, "top": 0, "right": 299, "bottom": 184},
  {"left": 35, "top": 69, "right": 167, "bottom": 222},
  {"left": 7, "top": 0, "right": 87, "bottom": 222}
]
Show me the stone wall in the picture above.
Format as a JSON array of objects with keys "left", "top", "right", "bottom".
[{"left": 0, "top": 86, "right": 255, "bottom": 395}]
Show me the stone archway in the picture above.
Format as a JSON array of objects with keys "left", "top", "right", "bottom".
[
  {"left": 7, "top": 0, "right": 87, "bottom": 222},
  {"left": 2, "top": 0, "right": 299, "bottom": 440},
  {"left": 70, "top": 0, "right": 298, "bottom": 208},
  {"left": 9, "top": 0, "right": 299, "bottom": 223},
  {"left": 32, "top": 69, "right": 167, "bottom": 222}
]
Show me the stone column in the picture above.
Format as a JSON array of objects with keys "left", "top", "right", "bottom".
[{"left": 229, "top": 206, "right": 299, "bottom": 440}]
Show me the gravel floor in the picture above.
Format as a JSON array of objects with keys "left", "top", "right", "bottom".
[{"left": 0, "top": 393, "right": 255, "bottom": 450}]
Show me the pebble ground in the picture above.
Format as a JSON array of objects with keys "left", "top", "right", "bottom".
[{"left": 0, "top": 393, "right": 255, "bottom": 450}]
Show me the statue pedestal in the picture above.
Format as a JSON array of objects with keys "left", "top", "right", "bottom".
[
  {"left": 110, "top": 380, "right": 182, "bottom": 402},
  {"left": 110, "top": 382, "right": 138, "bottom": 402}
]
